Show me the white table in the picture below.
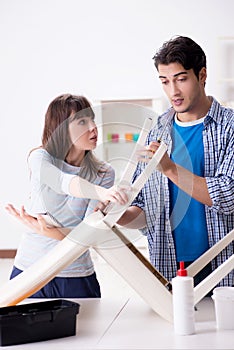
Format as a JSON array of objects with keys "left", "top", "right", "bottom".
[
  {"left": 3, "top": 296, "right": 234, "bottom": 349},
  {"left": 97, "top": 296, "right": 234, "bottom": 350}
]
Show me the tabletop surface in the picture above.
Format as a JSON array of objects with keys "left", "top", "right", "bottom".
[{"left": 2, "top": 296, "right": 234, "bottom": 350}]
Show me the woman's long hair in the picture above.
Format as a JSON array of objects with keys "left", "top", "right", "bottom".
[{"left": 41, "top": 94, "right": 105, "bottom": 181}]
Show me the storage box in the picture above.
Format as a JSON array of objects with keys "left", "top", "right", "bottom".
[{"left": 0, "top": 299, "right": 80, "bottom": 346}]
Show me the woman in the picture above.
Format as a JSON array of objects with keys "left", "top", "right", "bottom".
[{"left": 6, "top": 94, "right": 129, "bottom": 298}]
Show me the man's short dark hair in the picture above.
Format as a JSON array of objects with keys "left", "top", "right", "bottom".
[{"left": 153, "top": 36, "right": 206, "bottom": 79}]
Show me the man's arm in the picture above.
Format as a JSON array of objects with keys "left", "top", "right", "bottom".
[
  {"left": 163, "top": 158, "right": 212, "bottom": 206},
  {"left": 117, "top": 205, "right": 146, "bottom": 229},
  {"left": 145, "top": 141, "right": 212, "bottom": 206}
]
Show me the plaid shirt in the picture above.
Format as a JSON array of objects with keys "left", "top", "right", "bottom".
[{"left": 132, "top": 97, "right": 234, "bottom": 286}]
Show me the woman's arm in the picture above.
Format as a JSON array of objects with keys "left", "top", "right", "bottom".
[
  {"left": 30, "top": 149, "right": 130, "bottom": 204},
  {"left": 69, "top": 176, "right": 129, "bottom": 204}
]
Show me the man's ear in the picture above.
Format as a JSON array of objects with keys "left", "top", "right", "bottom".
[{"left": 199, "top": 67, "right": 207, "bottom": 85}]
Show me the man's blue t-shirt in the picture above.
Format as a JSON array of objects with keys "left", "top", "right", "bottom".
[{"left": 169, "top": 116, "right": 209, "bottom": 262}]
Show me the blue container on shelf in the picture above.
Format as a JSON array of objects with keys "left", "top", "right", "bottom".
[{"left": 133, "top": 133, "right": 140, "bottom": 142}]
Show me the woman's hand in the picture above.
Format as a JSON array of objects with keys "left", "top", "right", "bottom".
[
  {"left": 5, "top": 204, "right": 67, "bottom": 240},
  {"left": 5, "top": 204, "right": 43, "bottom": 233},
  {"left": 102, "top": 184, "right": 131, "bottom": 205},
  {"left": 94, "top": 200, "right": 110, "bottom": 213},
  {"left": 94, "top": 183, "right": 132, "bottom": 214}
]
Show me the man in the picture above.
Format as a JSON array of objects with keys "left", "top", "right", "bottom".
[{"left": 118, "top": 36, "right": 234, "bottom": 287}]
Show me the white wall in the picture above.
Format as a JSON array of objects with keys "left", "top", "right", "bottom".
[{"left": 0, "top": 0, "right": 233, "bottom": 248}]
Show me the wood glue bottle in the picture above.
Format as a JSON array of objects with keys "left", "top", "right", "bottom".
[{"left": 172, "top": 261, "right": 195, "bottom": 335}]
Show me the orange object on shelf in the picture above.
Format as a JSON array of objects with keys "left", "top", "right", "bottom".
[{"left": 125, "top": 133, "right": 133, "bottom": 141}]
